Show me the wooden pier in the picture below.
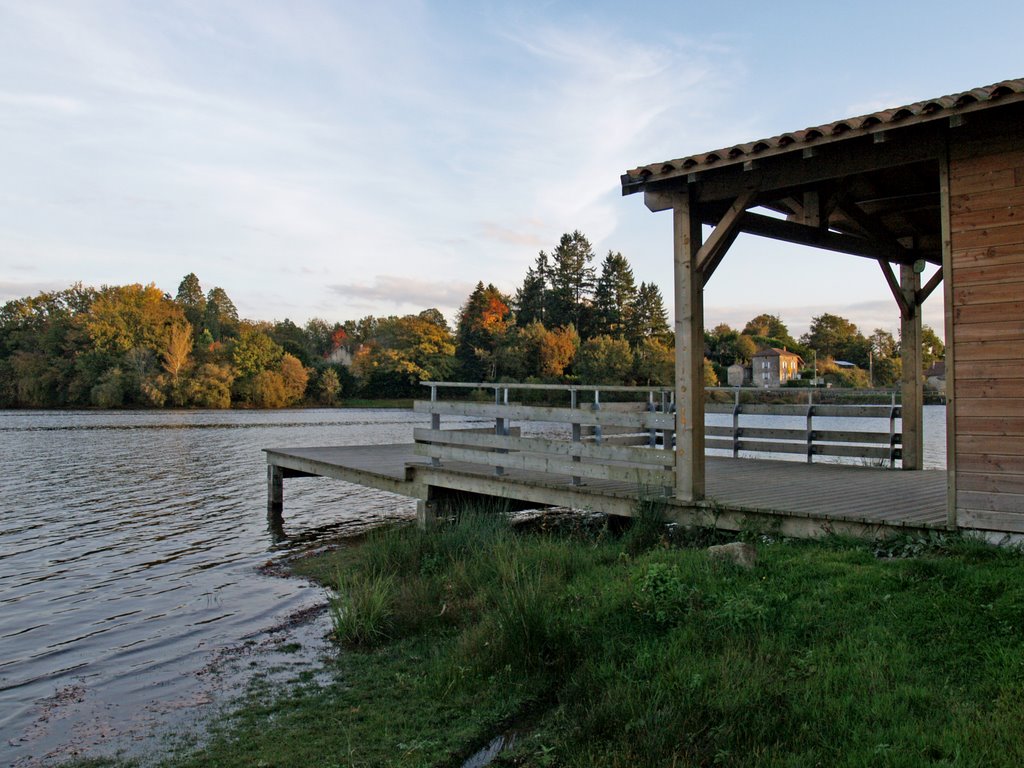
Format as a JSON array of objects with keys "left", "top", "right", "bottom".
[{"left": 266, "top": 384, "right": 949, "bottom": 538}]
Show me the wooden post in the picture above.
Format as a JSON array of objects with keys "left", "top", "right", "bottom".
[
  {"left": 416, "top": 486, "right": 438, "bottom": 529},
  {"left": 673, "top": 193, "right": 705, "bottom": 502},
  {"left": 430, "top": 384, "right": 441, "bottom": 468},
  {"left": 805, "top": 392, "right": 815, "bottom": 464},
  {"left": 570, "top": 388, "right": 582, "bottom": 486},
  {"left": 900, "top": 264, "right": 923, "bottom": 471},
  {"left": 267, "top": 464, "right": 284, "bottom": 513},
  {"left": 732, "top": 388, "right": 740, "bottom": 459},
  {"left": 494, "top": 386, "right": 505, "bottom": 476},
  {"left": 939, "top": 150, "right": 957, "bottom": 527}
]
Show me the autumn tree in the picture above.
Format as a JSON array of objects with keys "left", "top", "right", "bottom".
[
  {"left": 352, "top": 313, "right": 456, "bottom": 397},
  {"left": 456, "top": 282, "right": 513, "bottom": 381},
  {"left": 318, "top": 367, "right": 341, "bottom": 404},
  {"left": 280, "top": 352, "right": 310, "bottom": 405},
  {"left": 162, "top": 323, "right": 193, "bottom": 404},
  {"left": 538, "top": 325, "right": 579, "bottom": 378},
  {"left": 574, "top": 335, "right": 633, "bottom": 384},
  {"left": 633, "top": 337, "right": 674, "bottom": 386}
]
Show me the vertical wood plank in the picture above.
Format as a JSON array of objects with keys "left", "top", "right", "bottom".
[
  {"left": 941, "top": 147, "right": 958, "bottom": 526},
  {"left": 900, "top": 263, "right": 923, "bottom": 470},
  {"left": 673, "top": 192, "right": 705, "bottom": 501}
]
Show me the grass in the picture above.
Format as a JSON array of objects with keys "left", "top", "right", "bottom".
[{"left": 136, "top": 513, "right": 1024, "bottom": 767}]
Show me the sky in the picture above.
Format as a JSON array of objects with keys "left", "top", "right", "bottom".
[{"left": 1, "top": 1, "right": 1022, "bottom": 340}]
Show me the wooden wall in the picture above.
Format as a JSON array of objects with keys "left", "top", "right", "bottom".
[{"left": 949, "top": 108, "right": 1024, "bottom": 532}]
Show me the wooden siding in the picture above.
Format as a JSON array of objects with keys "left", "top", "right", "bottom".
[{"left": 950, "top": 113, "right": 1024, "bottom": 532}]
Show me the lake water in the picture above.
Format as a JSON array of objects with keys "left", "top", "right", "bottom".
[
  {"left": 0, "top": 405, "right": 948, "bottom": 766},
  {"left": 0, "top": 409, "right": 448, "bottom": 766}
]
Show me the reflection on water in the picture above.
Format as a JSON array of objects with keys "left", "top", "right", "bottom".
[{"left": 0, "top": 409, "right": 436, "bottom": 766}]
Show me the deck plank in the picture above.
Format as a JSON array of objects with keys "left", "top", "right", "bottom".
[{"left": 265, "top": 444, "right": 949, "bottom": 532}]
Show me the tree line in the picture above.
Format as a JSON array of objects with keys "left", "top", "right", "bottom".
[{"left": 0, "top": 230, "right": 943, "bottom": 408}]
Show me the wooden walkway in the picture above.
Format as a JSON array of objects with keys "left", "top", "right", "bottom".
[{"left": 265, "top": 444, "right": 950, "bottom": 537}]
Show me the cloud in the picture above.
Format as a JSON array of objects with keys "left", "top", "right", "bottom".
[
  {"left": 328, "top": 276, "right": 475, "bottom": 313},
  {"left": 0, "top": 89, "right": 83, "bottom": 113},
  {"left": 480, "top": 222, "right": 548, "bottom": 248},
  {"left": 0, "top": 279, "right": 74, "bottom": 303}
]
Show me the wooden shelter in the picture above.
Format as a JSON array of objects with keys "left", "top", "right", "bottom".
[{"left": 620, "top": 79, "right": 1024, "bottom": 534}]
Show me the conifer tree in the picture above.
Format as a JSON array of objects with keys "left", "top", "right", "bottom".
[{"left": 593, "top": 251, "right": 636, "bottom": 338}]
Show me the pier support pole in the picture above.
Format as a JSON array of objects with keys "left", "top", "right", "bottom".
[
  {"left": 268, "top": 464, "right": 284, "bottom": 513},
  {"left": 416, "top": 486, "right": 439, "bottom": 530}
]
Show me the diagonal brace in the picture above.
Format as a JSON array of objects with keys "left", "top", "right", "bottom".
[
  {"left": 878, "top": 259, "right": 913, "bottom": 319},
  {"left": 697, "top": 188, "right": 758, "bottom": 284}
]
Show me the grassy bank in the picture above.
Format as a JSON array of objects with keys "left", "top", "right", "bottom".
[{"left": 160, "top": 510, "right": 1024, "bottom": 767}]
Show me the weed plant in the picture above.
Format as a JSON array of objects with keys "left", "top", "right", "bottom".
[{"left": 168, "top": 508, "right": 1024, "bottom": 768}]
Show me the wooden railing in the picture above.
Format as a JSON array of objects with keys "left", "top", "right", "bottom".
[
  {"left": 413, "top": 384, "right": 905, "bottom": 491},
  {"left": 413, "top": 382, "right": 676, "bottom": 492},
  {"left": 705, "top": 387, "right": 902, "bottom": 467}
]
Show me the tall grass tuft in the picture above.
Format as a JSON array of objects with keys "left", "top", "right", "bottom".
[
  {"left": 329, "top": 569, "right": 396, "bottom": 648},
  {"left": 621, "top": 498, "right": 668, "bottom": 556}
]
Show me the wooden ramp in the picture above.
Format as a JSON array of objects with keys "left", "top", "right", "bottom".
[{"left": 265, "top": 443, "right": 950, "bottom": 538}]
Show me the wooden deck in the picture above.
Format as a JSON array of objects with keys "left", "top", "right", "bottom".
[{"left": 265, "top": 443, "right": 950, "bottom": 537}]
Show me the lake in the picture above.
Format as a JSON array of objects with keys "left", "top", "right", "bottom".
[{"left": 0, "top": 405, "right": 947, "bottom": 765}]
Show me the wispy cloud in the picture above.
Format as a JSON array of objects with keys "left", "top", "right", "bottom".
[{"left": 328, "top": 276, "right": 476, "bottom": 315}]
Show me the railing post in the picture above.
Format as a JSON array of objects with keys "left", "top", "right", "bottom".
[
  {"left": 571, "top": 387, "right": 581, "bottom": 486},
  {"left": 430, "top": 384, "right": 441, "bottom": 468},
  {"left": 805, "top": 390, "right": 815, "bottom": 464},
  {"left": 494, "top": 386, "right": 506, "bottom": 476},
  {"left": 889, "top": 391, "right": 898, "bottom": 469},
  {"left": 647, "top": 390, "right": 657, "bottom": 448},
  {"left": 732, "top": 387, "right": 741, "bottom": 459},
  {"left": 593, "top": 389, "right": 602, "bottom": 445}
]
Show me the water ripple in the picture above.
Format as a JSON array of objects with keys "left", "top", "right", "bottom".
[{"left": 0, "top": 408, "right": 425, "bottom": 765}]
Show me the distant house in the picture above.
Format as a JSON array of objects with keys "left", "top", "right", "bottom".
[
  {"left": 925, "top": 361, "right": 946, "bottom": 395},
  {"left": 727, "top": 363, "right": 752, "bottom": 387},
  {"left": 751, "top": 348, "right": 803, "bottom": 388}
]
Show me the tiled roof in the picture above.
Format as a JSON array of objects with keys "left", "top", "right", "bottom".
[{"left": 622, "top": 79, "right": 1024, "bottom": 194}]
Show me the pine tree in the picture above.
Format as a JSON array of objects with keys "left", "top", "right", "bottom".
[
  {"left": 626, "top": 282, "right": 669, "bottom": 346},
  {"left": 547, "top": 231, "right": 595, "bottom": 331},
  {"left": 175, "top": 273, "right": 206, "bottom": 332},
  {"left": 514, "top": 253, "right": 549, "bottom": 327},
  {"left": 593, "top": 251, "right": 636, "bottom": 338}
]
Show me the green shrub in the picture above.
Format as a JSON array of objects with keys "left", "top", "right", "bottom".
[{"left": 329, "top": 569, "right": 396, "bottom": 648}]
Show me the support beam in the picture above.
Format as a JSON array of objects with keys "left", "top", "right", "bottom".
[
  {"left": 734, "top": 211, "right": 935, "bottom": 265},
  {"left": 900, "top": 264, "right": 923, "bottom": 471},
  {"left": 673, "top": 193, "right": 705, "bottom": 502},
  {"left": 696, "top": 188, "right": 757, "bottom": 283}
]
